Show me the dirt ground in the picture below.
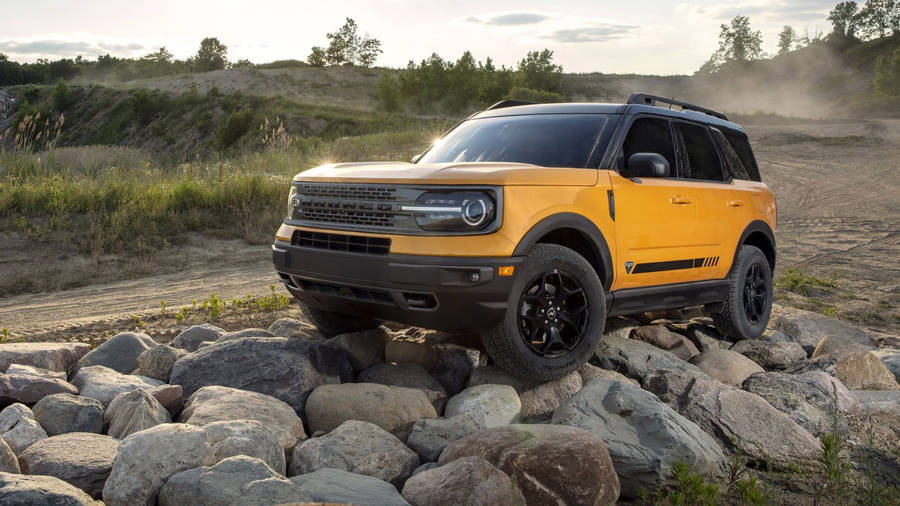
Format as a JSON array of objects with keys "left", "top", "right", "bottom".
[{"left": 0, "top": 118, "right": 898, "bottom": 339}]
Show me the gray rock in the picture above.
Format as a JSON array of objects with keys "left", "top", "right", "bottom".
[
  {"left": 604, "top": 316, "right": 640, "bottom": 339},
  {"left": 0, "top": 473, "right": 100, "bottom": 505},
  {"left": 202, "top": 420, "right": 286, "bottom": 475},
  {"left": 75, "top": 332, "right": 157, "bottom": 375},
  {"left": 268, "top": 317, "right": 322, "bottom": 339},
  {"left": 291, "top": 468, "right": 410, "bottom": 506},
  {"left": 687, "top": 325, "right": 731, "bottom": 351},
  {"left": 811, "top": 335, "right": 875, "bottom": 359},
  {"left": 467, "top": 366, "right": 582, "bottom": 420},
  {"left": 358, "top": 362, "right": 447, "bottom": 410},
  {"left": 430, "top": 344, "right": 483, "bottom": 396},
  {"left": 870, "top": 349, "right": 900, "bottom": 383},
  {"left": 290, "top": 420, "right": 419, "bottom": 487},
  {"left": 405, "top": 415, "right": 480, "bottom": 462},
  {"left": 169, "top": 337, "right": 353, "bottom": 414},
  {"left": 147, "top": 384, "right": 183, "bottom": 415},
  {"left": 553, "top": 378, "right": 727, "bottom": 498},
  {"left": 412, "top": 462, "right": 439, "bottom": 476},
  {"left": 769, "top": 304, "right": 874, "bottom": 354},
  {"left": 325, "top": 327, "right": 391, "bottom": 372},
  {"left": 402, "top": 456, "right": 524, "bottom": 506},
  {"left": 799, "top": 371, "right": 861, "bottom": 415},
  {"left": 159, "top": 455, "right": 310, "bottom": 506},
  {"left": 760, "top": 328, "right": 797, "bottom": 343},
  {"left": 70, "top": 366, "right": 163, "bottom": 407},
  {"left": 102, "top": 423, "right": 215, "bottom": 506},
  {"left": 579, "top": 363, "right": 641, "bottom": 387},
  {"left": 0, "top": 439, "right": 18, "bottom": 473},
  {"left": 216, "top": 328, "right": 275, "bottom": 342},
  {"left": 6, "top": 364, "right": 66, "bottom": 379},
  {"left": 180, "top": 385, "right": 306, "bottom": 451},
  {"left": 439, "top": 424, "right": 620, "bottom": 506},
  {"left": 0, "top": 342, "right": 91, "bottom": 374},
  {"left": 105, "top": 389, "right": 172, "bottom": 439},
  {"left": 135, "top": 345, "right": 187, "bottom": 382},
  {"left": 646, "top": 370, "right": 820, "bottom": 467},
  {"left": 692, "top": 349, "right": 764, "bottom": 387},
  {"left": 632, "top": 325, "right": 699, "bottom": 360},
  {"left": 801, "top": 352, "right": 900, "bottom": 390},
  {"left": 33, "top": 393, "right": 104, "bottom": 436},
  {"left": 444, "top": 384, "right": 521, "bottom": 429},
  {"left": 742, "top": 372, "right": 844, "bottom": 435},
  {"left": 730, "top": 340, "right": 807, "bottom": 370},
  {"left": 852, "top": 390, "right": 900, "bottom": 416},
  {"left": 170, "top": 324, "right": 224, "bottom": 352},
  {"left": 0, "top": 372, "right": 78, "bottom": 404},
  {"left": 594, "top": 335, "right": 702, "bottom": 385},
  {"left": 18, "top": 433, "right": 118, "bottom": 498},
  {"left": 0, "top": 403, "right": 47, "bottom": 453},
  {"left": 305, "top": 383, "right": 436, "bottom": 440},
  {"left": 385, "top": 340, "right": 438, "bottom": 370}
]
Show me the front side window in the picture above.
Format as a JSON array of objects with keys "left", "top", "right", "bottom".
[
  {"left": 621, "top": 117, "right": 676, "bottom": 173},
  {"left": 676, "top": 123, "right": 725, "bottom": 181},
  {"left": 418, "top": 114, "right": 614, "bottom": 168}
]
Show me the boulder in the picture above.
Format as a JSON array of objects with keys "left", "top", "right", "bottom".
[
  {"left": 158, "top": 455, "right": 311, "bottom": 506},
  {"left": 6, "top": 364, "right": 66, "bottom": 379},
  {"left": 70, "top": 365, "right": 163, "bottom": 407},
  {"left": 742, "top": 372, "right": 844, "bottom": 436},
  {"left": 603, "top": 316, "right": 640, "bottom": 339},
  {"left": 75, "top": 332, "right": 157, "bottom": 375},
  {"left": 430, "top": 344, "right": 483, "bottom": 396},
  {"left": 553, "top": 378, "right": 727, "bottom": 498},
  {"left": 305, "top": 383, "right": 436, "bottom": 440},
  {"left": 818, "top": 352, "right": 900, "bottom": 390},
  {"left": 760, "top": 328, "right": 797, "bottom": 343},
  {"left": 169, "top": 337, "right": 353, "bottom": 414},
  {"left": 687, "top": 325, "right": 731, "bottom": 351},
  {"left": 202, "top": 420, "right": 286, "bottom": 475},
  {"left": 180, "top": 385, "right": 305, "bottom": 451},
  {"left": 799, "top": 371, "right": 861, "bottom": 415},
  {"left": 852, "top": 390, "right": 900, "bottom": 416},
  {"left": 579, "top": 363, "right": 641, "bottom": 387},
  {"left": 18, "top": 433, "right": 118, "bottom": 498},
  {"left": 33, "top": 393, "right": 104, "bottom": 436},
  {"left": 811, "top": 335, "right": 875, "bottom": 359},
  {"left": 386, "top": 340, "right": 439, "bottom": 370},
  {"left": 215, "top": 328, "right": 275, "bottom": 342},
  {"left": 405, "top": 415, "right": 480, "bottom": 462},
  {"left": 0, "top": 473, "right": 100, "bottom": 505},
  {"left": 444, "top": 384, "right": 521, "bottom": 429},
  {"left": 268, "top": 317, "right": 322, "bottom": 339},
  {"left": 357, "top": 362, "right": 447, "bottom": 409},
  {"left": 692, "top": 349, "right": 764, "bottom": 387},
  {"left": 440, "top": 424, "right": 620, "bottom": 506},
  {"left": 467, "top": 366, "right": 582, "bottom": 420},
  {"left": 871, "top": 349, "right": 900, "bottom": 383},
  {"left": 102, "top": 423, "right": 215, "bottom": 506},
  {"left": 105, "top": 389, "right": 172, "bottom": 439},
  {"left": 291, "top": 468, "right": 409, "bottom": 506},
  {"left": 147, "top": 384, "right": 183, "bottom": 415},
  {"left": 0, "top": 403, "right": 47, "bottom": 453},
  {"left": 769, "top": 305, "right": 874, "bottom": 354},
  {"left": 631, "top": 325, "right": 700, "bottom": 360},
  {"left": 402, "top": 456, "right": 524, "bottom": 506},
  {"left": 412, "top": 462, "right": 439, "bottom": 476},
  {"left": 0, "top": 342, "right": 91, "bottom": 373},
  {"left": 325, "top": 327, "right": 391, "bottom": 372},
  {"left": 594, "top": 335, "right": 702, "bottom": 385},
  {"left": 646, "top": 370, "right": 820, "bottom": 467},
  {"left": 290, "top": 420, "right": 419, "bottom": 487},
  {"left": 0, "top": 439, "right": 18, "bottom": 473},
  {"left": 730, "top": 340, "right": 807, "bottom": 371},
  {"left": 134, "top": 345, "right": 187, "bottom": 382},
  {"left": 0, "top": 372, "right": 78, "bottom": 404},
  {"left": 169, "top": 324, "right": 224, "bottom": 352}
]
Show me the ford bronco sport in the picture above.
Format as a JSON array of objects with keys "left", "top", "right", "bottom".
[{"left": 272, "top": 93, "right": 776, "bottom": 380}]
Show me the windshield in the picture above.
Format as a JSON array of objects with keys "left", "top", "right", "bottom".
[{"left": 418, "top": 113, "right": 616, "bottom": 168}]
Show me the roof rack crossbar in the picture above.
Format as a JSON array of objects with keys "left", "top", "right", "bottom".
[
  {"left": 486, "top": 99, "right": 536, "bottom": 110},
  {"left": 626, "top": 93, "right": 728, "bottom": 121}
]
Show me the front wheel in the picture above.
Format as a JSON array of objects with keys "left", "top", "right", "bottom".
[
  {"left": 481, "top": 244, "right": 606, "bottom": 381},
  {"left": 710, "top": 245, "right": 773, "bottom": 340},
  {"left": 298, "top": 302, "right": 380, "bottom": 338}
]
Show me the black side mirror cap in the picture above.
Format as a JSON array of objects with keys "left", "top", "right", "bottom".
[{"left": 626, "top": 153, "right": 670, "bottom": 178}]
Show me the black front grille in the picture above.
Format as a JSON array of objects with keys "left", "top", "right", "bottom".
[
  {"left": 298, "top": 183, "right": 398, "bottom": 201},
  {"left": 291, "top": 183, "right": 420, "bottom": 232},
  {"left": 292, "top": 230, "right": 391, "bottom": 255}
]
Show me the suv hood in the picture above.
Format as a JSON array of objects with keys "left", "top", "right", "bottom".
[{"left": 294, "top": 162, "right": 598, "bottom": 186}]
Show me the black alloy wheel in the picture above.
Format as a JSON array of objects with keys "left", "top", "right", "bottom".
[
  {"left": 743, "top": 263, "right": 768, "bottom": 325},
  {"left": 518, "top": 269, "right": 590, "bottom": 357}
]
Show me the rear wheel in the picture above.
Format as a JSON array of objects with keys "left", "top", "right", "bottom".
[
  {"left": 298, "top": 302, "right": 380, "bottom": 338},
  {"left": 481, "top": 244, "right": 606, "bottom": 381},
  {"left": 710, "top": 245, "right": 773, "bottom": 340}
]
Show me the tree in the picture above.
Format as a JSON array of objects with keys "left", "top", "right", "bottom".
[
  {"left": 357, "top": 36, "right": 382, "bottom": 67},
  {"left": 194, "top": 37, "right": 228, "bottom": 72},
  {"left": 326, "top": 18, "right": 360, "bottom": 65},
  {"left": 719, "top": 16, "right": 764, "bottom": 64},
  {"left": 874, "top": 47, "right": 900, "bottom": 95},
  {"left": 375, "top": 72, "right": 401, "bottom": 112},
  {"left": 52, "top": 78, "right": 71, "bottom": 111},
  {"left": 142, "top": 47, "right": 173, "bottom": 64},
  {"left": 516, "top": 49, "right": 563, "bottom": 93},
  {"left": 828, "top": 1, "right": 861, "bottom": 39},
  {"left": 858, "top": 0, "right": 899, "bottom": 39},
  {"left": 232, "top": 59, "right": 254, "bottom": 68},
  {"left": 777, "top": 25, "right": 797, "bottom": 54},
  {"left": 307, "top": 47, "right": 326, "bottom": 66}
]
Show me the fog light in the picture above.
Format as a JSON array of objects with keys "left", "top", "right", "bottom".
[{"left": 498, "top": 266, "right": 515, "bottom": 276}]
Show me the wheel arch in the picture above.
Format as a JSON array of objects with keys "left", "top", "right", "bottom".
[
  {"left": 733, "top": 220, "right": 776, "bottom": 272},
  {"left": 512, "top": 213, "right": 614, "bottom": 292}
]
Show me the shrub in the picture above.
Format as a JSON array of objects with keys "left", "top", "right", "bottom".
[
  {"left": 128, "top": 88, "right": 160, "bottom": 125},
  {"left": 375, "top": 73, "right": 402, "bottom": 112},
  {"left": 505, "top": 86, "right": 566, "bottom": 103},
  {"left": 215, "top": 108, "right": 254, "bottom": 150},
  {"left": 52, "top": 79, "right": 71, "bottom": 111},
  {"left": 874, "top": 48, "right": 900, "bottom": 96}
]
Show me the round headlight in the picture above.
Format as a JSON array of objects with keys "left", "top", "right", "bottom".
[{"left": 461, "top": 199, "right": 488, "bottom": 226}]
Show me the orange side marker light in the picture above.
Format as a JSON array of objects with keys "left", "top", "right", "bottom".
[{"left": 498, "top": 266, "right": 515, "bottom": 277}]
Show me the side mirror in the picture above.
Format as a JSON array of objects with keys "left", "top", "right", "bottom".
[{"left": 626, "top": 153, "right": 670, "bottom": 178}]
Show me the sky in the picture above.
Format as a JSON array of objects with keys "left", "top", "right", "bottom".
[{"left": 0, "top": 0, "right": 836, "bottom": 75}]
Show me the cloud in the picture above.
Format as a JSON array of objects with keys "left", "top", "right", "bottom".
[
  {"left": 676, "top": 0, "right": 832, "bottom": 22},
  {"left": 466, "top": 12, "right": 549, "bottom": 26},
  {"left": 0, "top": 39, "right": 144, "bottom": 58},
  {"left": 545, "top": 23, "right": 639, "bottom": 43}
]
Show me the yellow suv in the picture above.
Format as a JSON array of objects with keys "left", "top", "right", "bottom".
[{"left": 273, "top": 93, "right": 776, "bottom": 380}]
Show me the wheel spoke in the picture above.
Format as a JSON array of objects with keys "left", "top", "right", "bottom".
[{"left": 518, "top": 268, "right": 590, "bottom": 358}]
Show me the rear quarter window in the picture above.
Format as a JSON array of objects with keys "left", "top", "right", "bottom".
[{"left": 722, "top": 128, "right": 761, "bottom": 181}]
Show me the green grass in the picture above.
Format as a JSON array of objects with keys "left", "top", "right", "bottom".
[{"left": 775, "top": 268, "right": 840, "bottom": 297}]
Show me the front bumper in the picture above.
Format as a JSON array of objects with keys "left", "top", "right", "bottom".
[{"left": 272, "top": 240, "right": 524, "bottom": 333}]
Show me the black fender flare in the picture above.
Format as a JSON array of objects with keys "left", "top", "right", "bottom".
[
  {"left": 732, "top": 220, "right": 776, "bottom": 271},
  {"left": 512, "top": 212, "right": 615, "bottom": 291}
]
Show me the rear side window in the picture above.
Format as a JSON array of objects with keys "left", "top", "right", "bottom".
[
  {"left": 722, "top": 129, "right": 761, "bottom": 181},
  {"left": 675, "top": 123, "right": 725, "bottom": 181},
  {"left": 710, "top": 128, "right": 751, "bottom": 180},
  {"left": 621, "top": 117, "right": 676, "bottom": 172}
]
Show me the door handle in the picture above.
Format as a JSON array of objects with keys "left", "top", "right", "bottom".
[
  {"left": 727, "top": 200, "right": 744, "bottom": 207},
  {"left": 670, "top": 195, "right": 692, "bottom": 205}
]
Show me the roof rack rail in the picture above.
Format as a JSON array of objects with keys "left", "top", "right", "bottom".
[
  {"left": 486, "top": 99, "right": 536, "bottom": 110},
  {"left": 626, "top": 93, "right": 728, "bottom": 121}
]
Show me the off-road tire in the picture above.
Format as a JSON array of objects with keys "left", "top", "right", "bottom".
[
  {"left": 481, "top": 244, "right": 606, "bottom": 381},
  {"left": 298, "top": 302, "right": 380, "bottom": 338},
  {"left": 710, "top": 245, "right": 773, "bottom": 340}
]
